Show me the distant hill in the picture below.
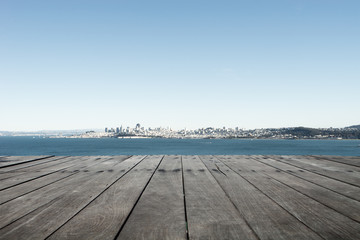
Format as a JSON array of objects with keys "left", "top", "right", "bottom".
[
  {"left": 346, "top": 125, "right": 360, "bottom": 129},
  {"left": 284, "top": 127, "right": 321, "bottom": 137},
  {"left": 281, "top": 126, "right": 360, "bottom": 139}
]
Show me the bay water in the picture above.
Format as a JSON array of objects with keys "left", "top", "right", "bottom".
[{"left": 0, "top": 136, "right": 359, "bottom": 156}]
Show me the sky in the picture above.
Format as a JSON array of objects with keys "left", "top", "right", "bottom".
[{"left": 1, "top": 0, "right": 359, "bottom": 131}]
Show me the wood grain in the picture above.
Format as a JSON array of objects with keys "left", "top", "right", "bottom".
[
  {"left": 255, "top": 155, "right": 360, "bottom": 201},
  {"left": 309, "top": 155, "right": 360, "bottom": 168},
  {"left": 0, "top": 156, "right": 119, "bottom": 204},
  {"left": 0, "top": 156, "right": 69, "bottom": 173},
  {"left": 0, "top": 156, "right": 98, "bottom": 190},
  {"left": 0, "top": 156, "right": 128, "bottom": 229},
  {"left": 0, "top": 156, "right": 54, "bottom": 168},
  {"left": 219, "top": 155, "right": 360, "bottom": 240},
  {"left": 0, "top": 155, "right": 139, "bottom": 240},
  {"left": 46, "top": 155, "right": 162, "bottom": 240},
  {"left": 182, "top": 155, "right": 258, "bottom": 240},
  {"left": 1, "top": 155, "right": 359, "bottom": 240},
  {"left": 271, "top": 155, "right": 360, "bottom": 187},
  {"left": 200, "top": 155, "right": 322, "bottom": 240},
  {"left": 248, "top": 156, "right": 360, "bottom": 222},
  {"left": 117, "top": 155, "right": 186, "bottom": 240}
]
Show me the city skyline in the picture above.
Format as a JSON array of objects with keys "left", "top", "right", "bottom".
[
  {"left": 1, "top": 122, "right": 359, "bottom": 134},
  {"left": 2, "top": 123, "right": 360, "bottom": 140},
  {"left": 1, "top": 1, "right": 359, "bottom": 131}
]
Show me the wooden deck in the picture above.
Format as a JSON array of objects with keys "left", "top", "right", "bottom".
[{"left": 0, "top": 155, "right": 360, "bottom": 240}]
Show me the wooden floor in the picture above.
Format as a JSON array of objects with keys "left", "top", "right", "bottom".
[{"left": 0, "top": 155, "right": 360, "bottom": 240}]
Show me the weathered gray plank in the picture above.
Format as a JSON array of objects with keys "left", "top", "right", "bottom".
[
  {"left": 182, "top": 155, "right": 258, "bottom": 240},
  {"left": 0, "top": 156, "right": 130, "bottom": 230},
  {"left": 0, "top": 156, "right": 68, "bottom": 173},
  {"left": 1, "top": 155, "right": 360, "bottom": 240},
  {"left": 0, "top": 156, "right": 95, "bottom": 190},
  {"left": 0, "top": 155, "right": 142, "bottom": 240},
  {"left": 46, "top": 155, "right": 162, "bottom": 240},
  {"left": 271, "top": 155, "right": 360, "bottom": 187},
  {"left": 310, "top": 155, "right": 360, "bottom": 168},
  {"left": 0, "top": 156, "right": 121, "bottom": 204},
  {"left": 245, "top": 156, "right": 360, "bottom": 222},
  {"left": 254, "top": 155, "right": 360, "bottom": 201},
  {"left": 219, "top": 155, "right": 360, "bottom": 240},
  {"left": 0, "top": 171, "right": 75, "bottom": 205},
  {"left": 295, "top": 155, "right": 360, "bottom": 173},
  {"left": 0, "top": 156, "right": 53, "bottom": 168},
  {"left": 116, "top": 155, "right": 186, "bottom": 240},
  {"left": 0, "top": 156, "right": 79, "bottom": 181},
  {"left": 199, "top": 155, "right": 322, "bottom": 240}
]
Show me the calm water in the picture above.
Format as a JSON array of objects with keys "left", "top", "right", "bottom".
[{"left": 0, "top": 136, "right": 359, "bottom": 156}]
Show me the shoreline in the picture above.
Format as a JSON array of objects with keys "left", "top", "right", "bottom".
[{"left": 1, "top": 135, "right": 360, "bottom": 140}]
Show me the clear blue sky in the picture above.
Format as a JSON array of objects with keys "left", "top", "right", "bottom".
[{"left": 1, "top": 0, "right": 359, "bottom": 131}]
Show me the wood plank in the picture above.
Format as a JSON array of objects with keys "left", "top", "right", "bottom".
[
  {"left": 293, "top": 155, "right": 360, "bottom": 173},
  {"left": 0, "top": 156, "right": 68, "bottom": 173},
  {"left": 271, "top": 155, "right": 360, "bottom": 187},
  {"left": 0, "top": 155, "right": 142, "bottom": 240},
  {"left": 310, "top": 155, "right": 360, "bottom": 168},
  {"left": 0, "top": 156, "right": 131, "bottom": 230},
  {"left": 182, "top": 155, "right": 258, "bottom": 240},
  {"left": 199, "top": 155, "right": 322, "bottom": 240},
  {"left": 116, "top": 155, "right": 186, "bottom": 240},
  {"left": 243, "top": 156, "right": 360, "bottom": 222},
  {"left": 1, "top": 155, "right": 360, "bottom": 240},
  {"left": 2, "top": 156, "right": 89, "bottom": 174},
  {"left": 46, "top": 155, "right": 162, "bottom": 240},
  {"left": 0, "top": 156, "right": 102, "bottom": 226},
  {"left": 0, "top": 170, "right": 75, "bottom": 205},
  {"left": 0, "top": 156, "right": 97, "bottom": 190},
  {"left": 0, "top": 156, "right": 122, "bottom": 204},
  {"left": 254, "top": 155, "right": 360, "bottom": 201},
  {"left": 0, "top": 156, "right": 80, "bottom": 181},
  {"left": 308, "top": 155, "right": 360, "bottom": 168},
  {"left": 0, "top": 156, "right": 54, "bottom": 168},
  {"left": 219, "top": 155, "right": 360, "bottom": 240}
]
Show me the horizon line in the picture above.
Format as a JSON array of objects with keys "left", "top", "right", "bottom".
[{"left": 1, "top": 124, "right": 359, "bottom": 133}]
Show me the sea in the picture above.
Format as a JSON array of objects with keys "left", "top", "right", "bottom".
[{"left": 0, "top": 136, "right": 359, "bottom": 156}]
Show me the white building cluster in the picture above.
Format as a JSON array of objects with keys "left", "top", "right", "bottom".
[{"left": 64, "top": 124, "right": 360, "bottom": 139}]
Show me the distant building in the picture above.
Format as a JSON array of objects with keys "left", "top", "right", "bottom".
[{"left": 105, "top": 128, "right": 108, "bottom": 133}]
